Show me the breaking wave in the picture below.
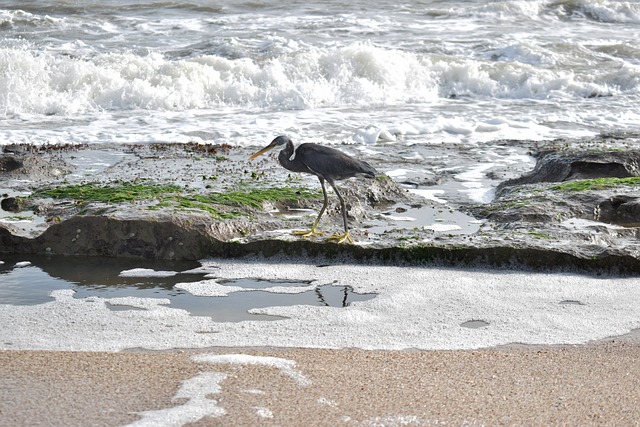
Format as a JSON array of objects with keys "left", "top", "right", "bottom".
[{"left": 1, "top": 41, "right": 636, "bottom": 116}]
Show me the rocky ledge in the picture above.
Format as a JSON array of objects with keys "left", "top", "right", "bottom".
[{"left": 1, "top": 135, "right": 639, "bottom": 273}]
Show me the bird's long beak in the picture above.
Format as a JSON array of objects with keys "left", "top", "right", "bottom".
[{"left": 248, "top": 141, "right": 277, "bottom": 161}]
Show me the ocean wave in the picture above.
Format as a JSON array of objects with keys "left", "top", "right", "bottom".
[
  {"left": 3, "top": 1, "right": 640, "bottom": 36},
  {"left": 426, "top": 0, "right": 640, "bottom": 25},
  {"left": 547, "top": 0, "right": 640, "bottom": 24},
  {"left": 0, "top": 8, "right": 64, "bottom": 31},
  {"left": 0, "top": 42, "right": 636, "bottom": 116},
  {"left": 0, "top": 1, "right": 224, "bottom": 16}
]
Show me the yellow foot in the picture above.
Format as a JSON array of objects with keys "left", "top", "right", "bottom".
[
  {"left": 327, "top": 232, "right": 354, "bottom": 244},
  {"left": 292, "top": 229, "right": 325, "bottom": 238}
]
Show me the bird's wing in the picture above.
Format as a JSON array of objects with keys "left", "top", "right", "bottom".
[{"left": 296, "top": 143, "right": 376, "bottom": 180}]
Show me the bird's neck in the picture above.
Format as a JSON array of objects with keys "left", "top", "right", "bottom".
[
  {"left": 278, "top": 143, "right": 296, "bottom": 169},
  {"left": 277, "top": 142, "right": 308, "bottom": 173}
]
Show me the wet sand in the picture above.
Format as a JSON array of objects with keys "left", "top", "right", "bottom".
[{"left": 1, "top": 337, "right": 639, "bottom": 426}]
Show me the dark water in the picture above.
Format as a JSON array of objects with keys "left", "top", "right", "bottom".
[{"left": 0, "top": 255, "right": 376, "bottom": 322}]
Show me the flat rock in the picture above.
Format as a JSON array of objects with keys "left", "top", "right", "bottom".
[{"left": 1, "top": 135, "right": 640, "bottom": 273}]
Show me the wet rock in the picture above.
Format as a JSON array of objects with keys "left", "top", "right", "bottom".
[
  {"left": 497, "top": 149, "right": 640, "bottom": 194},
  {"left": 1, "top": 197, "right": 26, "bottom": 213},
  {"left": 1, "top": 140, "right": 640, "bottom": 274},
  {"left": 479, "top": 149, "right": 640, "bottom": 227},
  {"left": 0, "top": 152, "right": 72, "bottom": 180},
  {"left": 596, "top": 196, "right": 640, "bottom": 226},
  {"left": 30, "top": 214, "right": 228, "bottom": 260},
  {"left": 0, "top": 211, "right": 268, "bottom": 260},
  {"left": 0, "top": 156, "right": 23, "bottom": 173},
  {"left": 333, "top": 175, "right": 417, "bottom": 223}
]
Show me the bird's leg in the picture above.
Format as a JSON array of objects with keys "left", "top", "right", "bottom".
[
  {"left": 293, "top": 177, "right": 327, "bottom": 238},
  {"left": 326, "top": 181, "right": 354, "bottom": 244}
]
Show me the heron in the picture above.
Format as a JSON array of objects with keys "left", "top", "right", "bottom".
[{"left": 248, "top": 135, "right": 377, "bottom": 243}]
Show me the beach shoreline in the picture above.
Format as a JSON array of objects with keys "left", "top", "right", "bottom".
[{"left": 2, "top": 334, "right": 639, "bottom": 427}]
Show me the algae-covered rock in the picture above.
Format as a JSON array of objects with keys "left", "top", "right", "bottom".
[
  {"left": 497, "top": 149, "right": 640, "bottom": 191},
  {"left": 1, "top": 139, "right": 640, "bottom": 273}
]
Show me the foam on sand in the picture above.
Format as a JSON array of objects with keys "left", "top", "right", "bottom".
[
  {"left": 193, "top": 354, "right": 311, "bottom": 387},
  {"left": 124, "top": 353, "right": 308, "bottom": 426},
  {"left": 1, "top": 258, "right": 639, "bottom": 352},
  {"left": 125, "top": 372, "right": 227, "bottom": 427}
]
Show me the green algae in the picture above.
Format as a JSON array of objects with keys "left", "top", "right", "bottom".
[
  {"left": 32, "top": 181, "right": 321, "bottom": 219},
  {"left": 34, "top": 181, "right": 181, "bottom": 204},
  {"left": 552, "top": 177, "right": 640, "bottom": 192}
]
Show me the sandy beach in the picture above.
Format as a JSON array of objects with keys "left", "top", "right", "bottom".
[{"left": 2, "top": 334, "right": 639, "bottom": 427}]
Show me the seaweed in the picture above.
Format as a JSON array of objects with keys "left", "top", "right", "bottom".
[
  {"left": 32, "top": 180, "right": 321, "bottom": 220},
  {"left": 552, "top": 177, "right": 640, "bottom": 192}
]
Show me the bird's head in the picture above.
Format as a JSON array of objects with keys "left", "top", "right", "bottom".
[{"left": 248, "top": 135, "right": 290, "bottom": 160}]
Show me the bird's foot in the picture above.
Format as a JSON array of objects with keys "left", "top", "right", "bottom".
[
  {"left": 292, "top": 229, "right": 325, "bottom": 238},
  {"left": 327, "top": 231, "right": 354, "bottom": 244}
]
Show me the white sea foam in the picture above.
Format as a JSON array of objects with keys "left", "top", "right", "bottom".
[
  {"left": 125, "top": 352, "right": 308, "bottom": 425},
  {"left": 0, "top": 44, "right": 437, "bottom": 115},
  {"left": 254, "top": 407, "right": 274, "bottom": 419},
  {"left": 125, "top": 372, "right": 226, "bottom": 427},
  {"left": 176, "top": 278, "right": 317, "bottom": 296},
  {"left": 1, "top": 41, "right": 633, "bottom": 117},
  {"left": 1, "top": 259, "right": 639, "bottom": 352},
  {"left": 14, "top": 261, "right": 31, "bottom": 268},
  {"left": 193, "top": 354, "right": 311, "bottom": 386},
  {"left": 423, "top": 224, "right": 462, "bottom": 232},
  {"left": 119, "top": 268, "right": 178, "bottom": 278},
  {"left": 175, "top": 279, "right": 244, "bottom": 297},
  {"left": 409, "top": 189, "right": 447, "bottom": 204},
  {"left": 385, "top": 169, "right": 412, "bottom": 178},
  {"left": 455, "top": 163, "right": 497, "bottom": 203},
  {"left": 106, "top": 296, "right": 171, "bottom": 310}
]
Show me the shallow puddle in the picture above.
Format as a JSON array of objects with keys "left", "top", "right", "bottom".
[
  {"left": 365, "top": 203, "right": 482, "bottom": 235},
  {"left": 0, "top": 255, "right": 376, "bottom": 322},
  {"left": 559, "top": 300, "right": 586, "bottom": 306},
  {"left": 460, "top": 320, "right": 490, "bottom": 329},
  {"left": 218, "top": 278, "right": 313, "bottom": 289}
]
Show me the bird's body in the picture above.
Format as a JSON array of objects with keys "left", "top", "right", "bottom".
[
  {"left": 276, "top": 141, "right": 376, "bottom": 180},
  {"left": 249, "top": 135, "right": 377, "bottom": 243}
]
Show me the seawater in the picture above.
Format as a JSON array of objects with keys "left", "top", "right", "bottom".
[
  {"left": 0, "top": 255, "right": 377, "bottom": 322},
  {"left": 1, "top": 0, "right": 639, "bottom": 147}
]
